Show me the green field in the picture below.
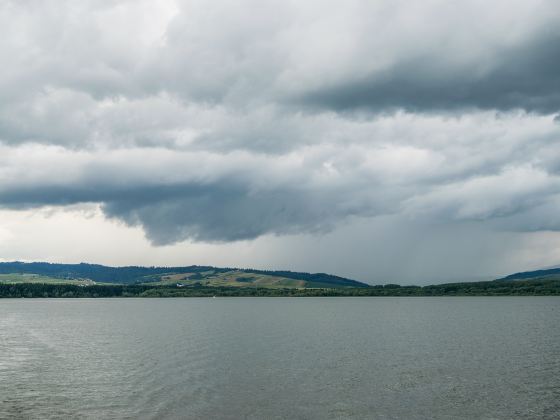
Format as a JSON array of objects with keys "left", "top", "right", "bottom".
[
  {"left": 0, "top": 273, "right": 102, "bottom": 286},
  {"left": 141, "top": 270, "right": 309, "bottom": 288}
]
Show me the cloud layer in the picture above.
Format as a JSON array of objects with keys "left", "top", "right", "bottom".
[{"left": 0, "top": 0, "right": 559, "bottom": 278}]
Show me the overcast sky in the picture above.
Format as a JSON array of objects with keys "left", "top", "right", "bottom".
[{"left": 1, "top": 0, "right": 560, "bottom": 284}]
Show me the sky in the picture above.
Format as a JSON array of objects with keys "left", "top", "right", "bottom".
[{"left": 1, "top": 0, "right": 560, "bottom": 284}]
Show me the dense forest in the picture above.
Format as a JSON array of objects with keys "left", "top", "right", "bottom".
[{"left": 1, "top": 278, "right": 559, "bottom": 298}]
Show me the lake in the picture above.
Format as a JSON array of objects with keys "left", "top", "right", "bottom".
[{"left": 1, "top": 297, "right": 559, "bottom": 419}]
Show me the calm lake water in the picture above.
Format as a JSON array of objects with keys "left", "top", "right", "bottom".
[{"left": 1, "top": 297, "right": 559, "bottom": 419}]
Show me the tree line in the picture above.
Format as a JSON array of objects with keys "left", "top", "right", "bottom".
[{"left": 1, "top": 278, "right": 559, "bottom": 298}]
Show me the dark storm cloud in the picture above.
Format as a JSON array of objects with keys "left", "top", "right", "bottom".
[
  {"left": 102, "top": 188, "right": 341, "bottom": 244},
  {"left": 299, "top": 30, "right": 560, "bottom": 113},
  {"left": 0, "top": 174, "right": 376, "bottom": 244}
]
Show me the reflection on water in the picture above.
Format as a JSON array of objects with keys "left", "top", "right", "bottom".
[{"left": 1, "top": 297, "right": 559, "bottom": 419}]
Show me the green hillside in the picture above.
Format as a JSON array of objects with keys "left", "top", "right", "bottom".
[
  {"left": 0, "top": 262, "right": 368, "bottom": 289},
  {"left": 0, "top": 273, "right": 100, "bottom": 286},
  {"left": 141, "top": 270, "right": 303, "bottom": 288}
]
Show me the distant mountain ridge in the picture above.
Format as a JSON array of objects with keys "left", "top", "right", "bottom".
[
  {"left": 0, "top": 261, "right": 368, "bottom": 288},
  {"left": 499, "top": 267, "right": 560, "bottom": 281},
  {"left": 4, "top": 261, "right": 560, "bottom": 289}
]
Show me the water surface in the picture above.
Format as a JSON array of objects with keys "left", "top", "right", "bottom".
[{"left": 1, "top": 297, "right": 559, "bottom": 419}]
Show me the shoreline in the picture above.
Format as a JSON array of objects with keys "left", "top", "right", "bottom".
[{"left": 1, "top": 281, "right": 559, "bottom": 298}]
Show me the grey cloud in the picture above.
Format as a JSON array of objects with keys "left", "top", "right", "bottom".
[
  {"left": 493, "top": 195, "right": 560, "bottom": 232},
  {"left": 0, "top": 0, "right": 560, "bottom": 256},
  {"left": 148, "top": 1, "right": 560, "bottom": 115},
  {"left": 299, "top": 30, "right": 560, "bottom": 114},
  {"left": 4, "top": 0, "right": 560, "bottom": 124},
  {"left": 0, "top": 180, "right": 377, "bottom": 244},
  {"left": 102, "top": 188, "right": 342, "bottom": 244},
  {"left": 0, "top": 131, "right": 559, "bottom": 246},
  {"left": 0, "top": 146, "right": 389, "bottom": 243},
  {"left": 402, "top": 166, "right": 560, "bottom": 222}
]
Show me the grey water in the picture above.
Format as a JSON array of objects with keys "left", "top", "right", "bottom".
[{"left": 1, "top": 297, "right": 559, "bottom": 419}]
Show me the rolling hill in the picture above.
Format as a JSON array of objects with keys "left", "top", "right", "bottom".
[
  {"left": 498, "top": 267, "right": 560, "bottom": 282},
  {"left": 0, "top": 262, "right": 368, "bottom": 289}
]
